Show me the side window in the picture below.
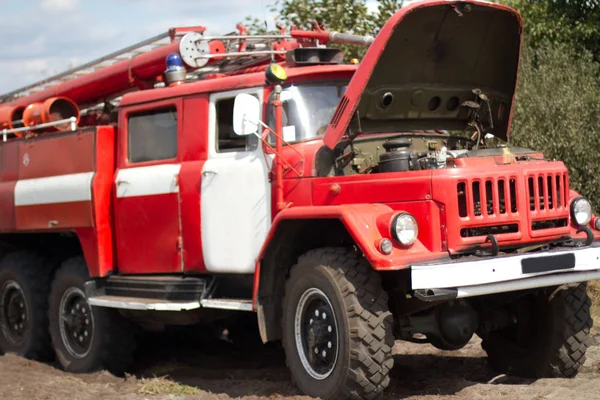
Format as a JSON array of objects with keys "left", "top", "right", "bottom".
[
  {"left": 128, "top": 107, "right": 178, "bottom": 163},
  {"left": 215, "top": 96, "right": 258, "bottom": 153}
]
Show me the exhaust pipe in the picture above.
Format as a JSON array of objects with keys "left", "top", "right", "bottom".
[{"left": 22, "top": 97, "right": 80, "bottom": 132}]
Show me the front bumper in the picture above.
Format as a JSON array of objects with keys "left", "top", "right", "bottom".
[{"left": 411, "top": 245, "right": 600, "bottom": 299}]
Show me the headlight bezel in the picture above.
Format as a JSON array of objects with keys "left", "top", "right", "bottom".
[
  {"left": 570, "top": 196, "right": 593, "bottom": 227},
  {"left": 391, "top": 212, "right": 419, "bottom": 246}
]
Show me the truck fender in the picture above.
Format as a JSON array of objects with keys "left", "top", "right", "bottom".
[{"left": 252, "top": 203, "right": 429, "bottom": 342}]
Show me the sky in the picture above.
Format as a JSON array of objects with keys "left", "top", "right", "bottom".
[{"left": 0, "top": 0, "right": 382, "bottom": 95}]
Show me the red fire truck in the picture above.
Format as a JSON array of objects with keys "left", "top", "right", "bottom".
[{"left": 0, "top": 0, "right": 598, "bottom": 398}]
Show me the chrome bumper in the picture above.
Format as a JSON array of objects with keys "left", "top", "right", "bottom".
[{"left": 411, "top": 246, "right": 600, "bottom": 299}]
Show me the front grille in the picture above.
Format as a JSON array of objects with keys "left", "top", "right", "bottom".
[
  {"left": 445, "top": 164, "right": 571, "bottom": 253},
  {"left": 526, "top": 172, "right": 569, "bottom": 235},
  {"left": 457, "top": 177, "right": 518, "bottom": 218},
  {"left": 527, "top": 173, "right": 567, "bottom": 212}
]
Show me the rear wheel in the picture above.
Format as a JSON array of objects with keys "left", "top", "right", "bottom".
[
  {"left": 0, "top": 251, "right": 54, "bottom": 360},
  {"left": 282, "top": 248, "right": 394, "bottom": 400},
  {"left": 481, "top": 283, "right": 592, "bottom": 378},
  {"left": 48, "top": 257, "right": 136, "bottom": 375}
]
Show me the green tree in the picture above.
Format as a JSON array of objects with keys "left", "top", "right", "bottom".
[{"left": 503, "top": 0, "right": 600, "bottom": 61}]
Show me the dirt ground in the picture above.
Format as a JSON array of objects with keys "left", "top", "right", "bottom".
[{"left": 2, "top": 325, "right": 600, "bottom": 400}]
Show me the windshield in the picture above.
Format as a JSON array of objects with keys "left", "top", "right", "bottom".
[{"left": 267, "top": 82, "right": 348, "bottom": 143}]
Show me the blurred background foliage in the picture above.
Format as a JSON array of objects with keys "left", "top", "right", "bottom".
[{"left": 243, "top": 0, "right": 600, "bottom": 208}]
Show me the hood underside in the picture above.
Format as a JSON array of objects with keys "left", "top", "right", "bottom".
[{"left": 323, "top": 0, "right": 522, "bottom": 148}]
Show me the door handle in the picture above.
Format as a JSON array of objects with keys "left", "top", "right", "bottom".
[
  {"left": 202, "top": 170, "right": 218, "bottom": 176},
  {"left": 116, "top": 179, "right": 129, "bottom": 185}
]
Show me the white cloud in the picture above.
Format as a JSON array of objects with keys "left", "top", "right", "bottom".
[{"left": 40, "top": 0, "right": 79, "bottom": 13}]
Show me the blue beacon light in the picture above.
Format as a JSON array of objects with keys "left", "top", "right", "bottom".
[{"left": 165, "top": 52, "right": 186, "bottom": 85}]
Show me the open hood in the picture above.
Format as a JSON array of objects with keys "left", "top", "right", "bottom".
[{"left": 323, "top": 0, "right": 522, "bottom": 148}]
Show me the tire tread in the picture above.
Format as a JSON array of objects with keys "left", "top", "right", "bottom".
[{"left": 283, "top": 247, "right": 394, "bottom": 400}]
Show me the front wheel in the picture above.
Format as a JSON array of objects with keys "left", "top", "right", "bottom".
[
  {"left": 282, "top": 248, "right": 394, "bottom": 400},
  {"left": 48, "top": 257, "right": 137, "bottom": 375},
  {"left": 481, "top": 282, "right": 593, "bottom": 378}
]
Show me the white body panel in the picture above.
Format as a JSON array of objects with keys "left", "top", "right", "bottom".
[
  {"left": 15, "top": 172, "right": 94, "bottom": 206},
  {"left": 201, "top": 88, "right": 271, "bottom": 274},
  {"left": 115, "top": 164, "right": 181, "bottom": 198}
]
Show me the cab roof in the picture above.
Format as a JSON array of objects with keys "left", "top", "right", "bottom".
[{"left": 119, "top": 64, "right": 357, "bottom": 107}]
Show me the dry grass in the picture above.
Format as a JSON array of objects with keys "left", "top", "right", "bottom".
[
  {"left": 588, "top": 280, "right": 600, "bottom": 325},
  {"left": 137, "top": 376, "right": 199, "bottom": 396}
]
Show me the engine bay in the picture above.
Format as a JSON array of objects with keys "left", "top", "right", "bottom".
[{"left": 315, "top": 132, "right": 540, "bottom": 177}]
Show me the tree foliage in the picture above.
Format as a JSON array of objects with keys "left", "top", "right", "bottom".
[{"left": 503, "top": 0, "right": 600, "bottom": 62}]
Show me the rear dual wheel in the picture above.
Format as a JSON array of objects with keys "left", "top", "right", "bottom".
[
  {"left": 0, "top": 252, "right": 55, "bottom": 360},
  {"left": 48, "top": 257, "right": 136, "bottom": 375}
]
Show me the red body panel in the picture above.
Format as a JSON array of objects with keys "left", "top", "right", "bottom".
[
  {"left": 87, "top": 126, "right": 117, "bottom": 276},
  {"left": 0, "top": 141, "right": 18, "bottom": 232},
  {"left": 179, "top": 96, "right": 209, "bottom": 272},
  {"left": 15, "top": 132, "right": 95, "bottom": 231},
  {"left": 114, "top": 99, "right": 183, "bottom": 275},
  {"left": 115, "top": 193, "right": 182, "bottom": 274}
]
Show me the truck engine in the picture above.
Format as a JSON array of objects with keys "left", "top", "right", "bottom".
[{"left": 327, "top": 131, "right": 540, "bottom": 176}]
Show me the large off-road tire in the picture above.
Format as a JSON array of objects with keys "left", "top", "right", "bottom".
[
  {"left": 0, "top": 251, "right": 55, "bottom": 360},
  {"left": 481, "top": 282, "right": 592, "bottom": 378},
  {"left": 48, "top": 257, "right": 136, "bottom": 375},
  {"left": 282, "top": 247, "right": 394, "bottom": 400}
]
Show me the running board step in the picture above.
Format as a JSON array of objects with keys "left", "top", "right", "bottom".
[
  {"left": 86, "top": 275, "right": 210, "bottom": 302},
  {"left": 86, "top": 295, "right": 253, "bottom": 312}
]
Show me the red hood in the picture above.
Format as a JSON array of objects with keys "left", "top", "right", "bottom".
[{"left": 323, "top": 0, "right": 523, "bottom": 148}]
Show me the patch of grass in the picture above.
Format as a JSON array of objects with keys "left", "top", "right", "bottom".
[
  {"left": 588, "top": 280, "right": 600, "bottom": 326},
  {"left": 137, "top": 376, "right": 199, "bottom": 396}
]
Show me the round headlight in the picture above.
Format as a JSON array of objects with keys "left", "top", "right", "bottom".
[
  {"left": 391, "top": 213, "right": 419, "bottom": 246},
  {"left": 571, "top": 197, "right": 592, "bottom": 226}
]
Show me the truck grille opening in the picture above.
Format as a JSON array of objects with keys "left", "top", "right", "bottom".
[
  {"left": 457, "top": 178, "right": 517, "bottom": 218},
  {"left": 457, "top": 182, "right": 467, "bottom": 217},
  {"left": 528, "top": 173, "right": 567, "bottom": 212},
  {"left": 532, "top": 218, "right": 568, "bottom": 231},
  {"left": 460, "top": 224, "right": 519, "bottom": 238}
]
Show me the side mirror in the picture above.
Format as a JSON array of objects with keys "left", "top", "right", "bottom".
[{"left": 233, "top": 93, "right": 260, "bottom": 136}]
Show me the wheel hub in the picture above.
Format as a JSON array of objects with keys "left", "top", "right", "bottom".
[
  {"left": 59, "top": 287, "right": 94, "bottom": 359},
  {"left": 0, "top": 281, "right": 28, "bottom": 345},
  {"left": 295, "top": 288, "right": 339, "bottom": 380}
]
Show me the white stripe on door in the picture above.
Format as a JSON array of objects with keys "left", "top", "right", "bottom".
[{"left": 116, "top": 164, "right": 181, "bottom": 198}]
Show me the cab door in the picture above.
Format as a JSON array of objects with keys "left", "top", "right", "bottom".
[
  {"left": 200, "top": 88, "right": 271, "bottom": 274},
  {"left": 114, "top": 100, "right": 183, "bottom": 274}
]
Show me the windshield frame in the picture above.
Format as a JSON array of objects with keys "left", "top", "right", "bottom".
[{"left": 265, "top": 79, "right": 350, "bottom": 147}]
